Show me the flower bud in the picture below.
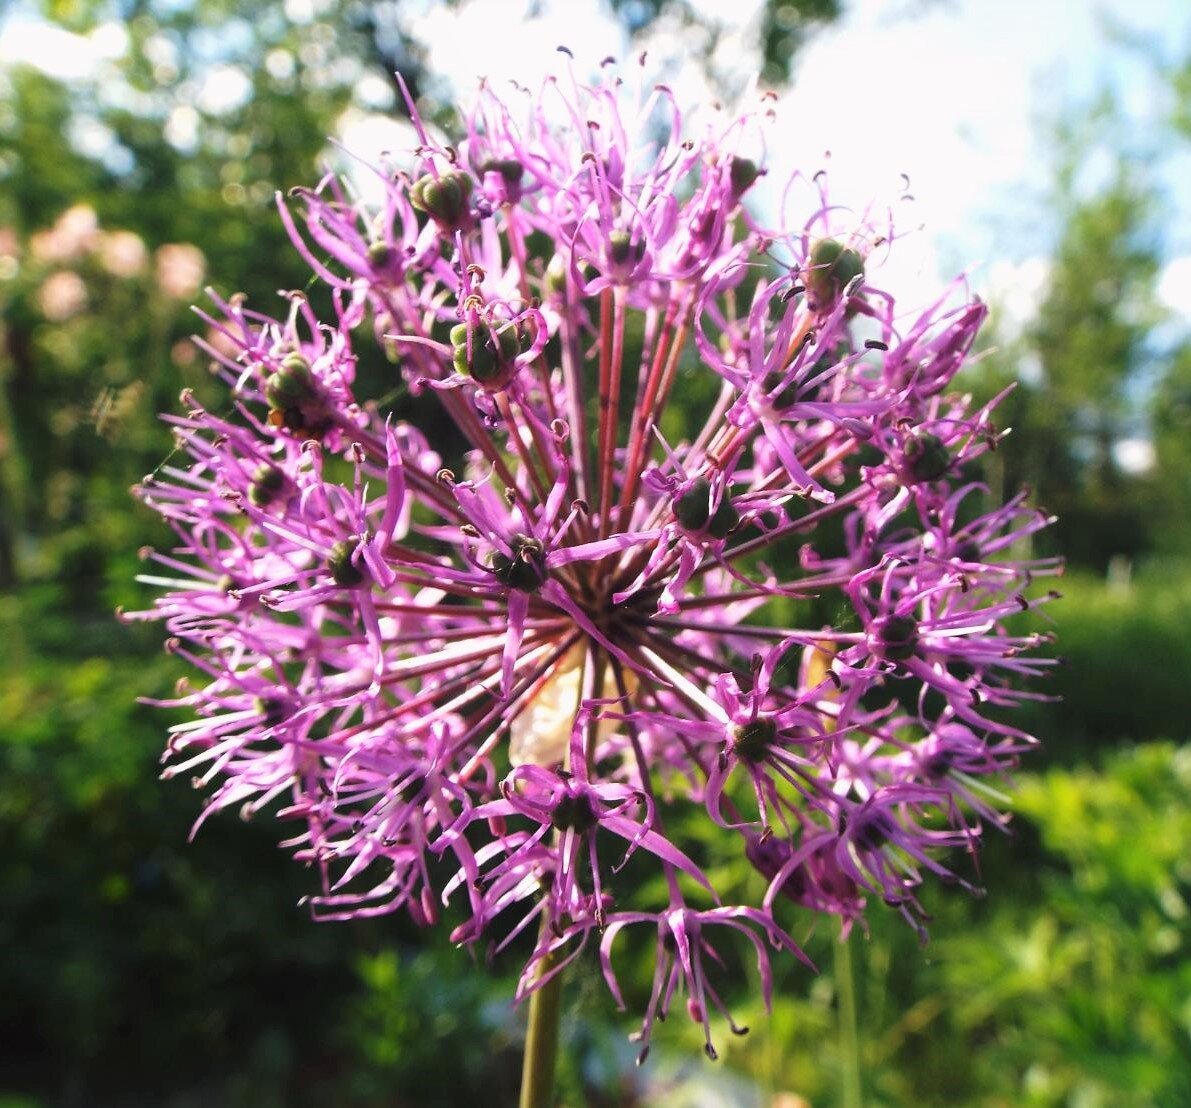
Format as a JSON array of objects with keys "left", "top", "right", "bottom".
[
  {"left": 805, "top": 238, "right": 864, "bottom": 310},
  {"left": 409, "top": 170, "right": 474, "bottom": 231}
]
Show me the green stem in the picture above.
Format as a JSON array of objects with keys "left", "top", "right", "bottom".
[
  {"left": 834, "top": 932, "right": 863, "bottom": 1108},
  {"left": 519, "top": 949, "right": 564, "bottom": 1108}
]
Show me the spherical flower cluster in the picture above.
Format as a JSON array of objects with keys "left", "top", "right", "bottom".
[{"left": 126, "top": 60, "right": 1058, "bottom": 1059}]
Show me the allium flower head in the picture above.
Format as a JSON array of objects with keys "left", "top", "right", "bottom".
[{"left": 127, "top": 57, "right": 1058, "bottom": 1059}]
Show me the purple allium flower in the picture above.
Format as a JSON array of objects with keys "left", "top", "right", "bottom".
[{"left": 125, "top": 59, "right": 1059, "bottom": 1059}]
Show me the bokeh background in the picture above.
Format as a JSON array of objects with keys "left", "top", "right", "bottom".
[{"left": 3, "top": 0, "right": 1191, "bottom": 1104}]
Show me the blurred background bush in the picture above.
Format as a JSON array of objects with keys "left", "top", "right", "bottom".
[{"left": 2, "top": 1, "right": 1191, "bottom": 1104}]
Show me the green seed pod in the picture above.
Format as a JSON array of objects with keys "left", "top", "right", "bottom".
[
  {"left": 805, "top": 238, "right": 864, "bottom": 309},
  {"left": 490, "top": 533, "right": 546, "bottom": 592},
  {"left": 731, "top": 718, "right": 776, "bottom": 763},
  {"left": 904, "top": 431, "right": 950, "bottom": 483},
  {"left": 451, "top": 322, "right": 521, "bottom": 385},
  {"left": 329, "top": 537, "right": 365, "bottom": 588},
  {"left": 608, "top": 229, "right": 647, "bottom": 269},
  {"left": 409, "top": 170, "right": 474, "bottom": 230},
  {"left": 954, "top": 539, "right": 981, "bottom": 564},
  {"left": 707, "top": 496, "right": 740, "bottom": 540},
  {"left": 877, "top": 614, "right": 918, "bottom": 662},
  {"left": 762, "top": 369, "right": 798, "bottom": 411},
  {"left": 447, "top": 319, "right": 519, "bottom": 383},
  {"left": 366, "top": 241, "right": 394, "bottom": 269},
  {"left": 853, "top": 813, "right": 894, "bottom": 851},
  {"left": 729, "top": 156, "right": 759, "bottom": 197},
  {"left": 247, "top": 463, "right": 286, "bottom": 507},
  {"left": 550, "top": 790, "right": 598, "bottom": 833},
  {"left": 264, "top": 355, "right": 315, "bottom": 411},
  {"left": 674, "top": 478, "right": 713, "bottom": 531},
  {"left": 254, "top": 696, "right": 288, "bottom": 727},
  {"left": 482, "top": 158, "right": 523, "bottom": 186},
  {"left": 544, "top": 255, "right": 568, "bottom": 297}
]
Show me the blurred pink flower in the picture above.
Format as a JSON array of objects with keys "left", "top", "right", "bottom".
[
  {"left": 0, "top": 226, "right": 20, "bottom": 260},
  {"left": 38, "top": 270, "right": 88, "bottom": 321},
  {"left": 100, "top": 230, "right": 148, "bottom": 278},
  {"left": 155, "top": 243, "right": 206, "bottom": 299},
  {"left": 30, "top": 204, "right": 100, "bottom": 264}
]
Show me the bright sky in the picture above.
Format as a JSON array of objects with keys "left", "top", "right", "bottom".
[
  {"left": 4, "top": 0, "right": 1191, "bottom": 322},
  {"left": 385, "top": 0, "right": 1191, "bottom": 321}
]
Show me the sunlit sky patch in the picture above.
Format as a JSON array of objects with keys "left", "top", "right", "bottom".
[{"left": 3, "top": 0, "right": 1190, "bottom": 328}]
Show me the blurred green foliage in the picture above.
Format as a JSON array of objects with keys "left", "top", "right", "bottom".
[{"left": 3, "top": 2, "right": 1191, "bottom": 1106}]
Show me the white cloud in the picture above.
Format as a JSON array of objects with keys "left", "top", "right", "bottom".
[{"left": 409, "top": 0, "right": 625, "bottom": 97}]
